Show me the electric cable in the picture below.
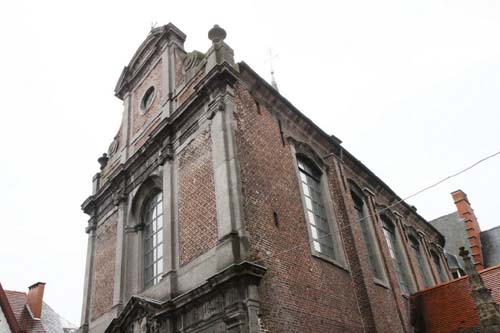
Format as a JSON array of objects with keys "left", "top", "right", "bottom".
[{"left": 253, "top": 149, "right": 500, "bottom": 265}]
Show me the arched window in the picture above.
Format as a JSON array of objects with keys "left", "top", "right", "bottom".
[
  {"left": 409, "top": 236, "right": 432, "bottom": 288},
  {"left": 381, "top": 216, "right": 412, "bottom": 294},
  {"left": 297, "top": 157, "right": 340, "bottom": 261},
  {"left": 431, "top": 250, "right": 447, "bottom": 283},
  {"left": 143, "top": 191, "right": 164, "bottom": 289},
  {"left": 350, "top": 188, "right": 384, "bottom": 281}
]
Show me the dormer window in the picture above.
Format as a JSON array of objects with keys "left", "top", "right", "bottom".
[{"left": 141, "top": 86, "right": 156, "bottom": 112}]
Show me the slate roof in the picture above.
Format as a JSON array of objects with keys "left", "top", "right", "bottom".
[
  {"left": 429, "top": 212, "right": 470, "bottom": 267},
  {"left": 3, "top": 289, "right": 77, "bottom": 333},
  {"left": 482, "top": 226, "right": 500, "bottom": 268},
  {"left": 4, "top": 290, "right": 46, "bottom": 332}
]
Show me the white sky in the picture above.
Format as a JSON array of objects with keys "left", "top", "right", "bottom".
[{"left": 0, "top": 0, "right": 498, "bottom": 326}]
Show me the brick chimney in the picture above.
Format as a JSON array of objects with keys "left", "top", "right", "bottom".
[
  {"left": 452, "top": 190, "right": 484, "bottom": 271},
  {"left": 26, "top": 282, "right": 45, "bottom": 319}
]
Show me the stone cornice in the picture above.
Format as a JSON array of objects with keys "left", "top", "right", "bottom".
[{"left": 115, "top": 23, "right": 186, "bottom": 100}]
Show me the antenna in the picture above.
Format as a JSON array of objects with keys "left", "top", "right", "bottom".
[{"left": 265, "top": 49, "right": 279, "bottom": 91}]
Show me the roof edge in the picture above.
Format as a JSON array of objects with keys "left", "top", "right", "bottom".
[
  {"left": 238, "top": 61, "right": 445, "bottom": 245},
  {"left": 0, "top": 283, "right": 21, "bottom": 332}
]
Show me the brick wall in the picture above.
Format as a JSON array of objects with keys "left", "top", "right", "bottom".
[
  {"left": 90, "top": 213, "right": 117, "bottom": 321},
  {"left": 411, "top": 265, "right": 500, "bottom": 332},
  {"left": 340, "top": 169, "right": 411, "bottom": 332},
  {"left": 234, "top": 84, "right": 364, "bottom": 332},
  {"left": 178, "top": 128, "right": 218, "bottom": 266}
]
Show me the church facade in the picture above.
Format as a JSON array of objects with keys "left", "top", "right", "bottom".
[{"left": 79, "top": 24, "right": 450, "bottom": 332}]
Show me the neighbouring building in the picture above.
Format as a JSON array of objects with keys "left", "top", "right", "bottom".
[
  {"left": 79, "top": 23, "right": 451, "bottom": 332},
  {"left": 0, "top": 282, "right": 77, "bottom": 332},
  {"left": 411, "top": 249, "right": 500, "bottom": 332},
  {"left": 430, "top": 190, "right": 500, "bottom": 278}
]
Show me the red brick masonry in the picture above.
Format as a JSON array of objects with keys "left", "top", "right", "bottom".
[{"left": 411, "top": 265, "right": 500, "bottom": 332}]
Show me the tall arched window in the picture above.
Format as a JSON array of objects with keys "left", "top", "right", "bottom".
[
  {"left": 350, "top": 189, "right": 384, "bottom": 281},
  {"left": 143, "top": 192, "right": 164, "bottom": 289},
  {"left": 431, "top": 250, "right": 447, "bottom": 283},
  {"left": 297, "top": 157, "right": 339, "bottom": 261},
  {"left": 381, "top": 216, "right": 411, "bottom": 294},
  {"left": 409, "top": 236, "right": 431, "bottom": 288}
]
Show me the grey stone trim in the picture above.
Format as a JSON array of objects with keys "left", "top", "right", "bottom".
[
  {"left": 105, "top": 262, "right": 266, "bottom": 333},
  {"left": 208, "top": 83, "right": 248, "bottom": 270},
  {"left": 160, "top": 157, "right": 177, "bottom": 299},
  {"left": 80, "top": 219, "right": 97, "bottom": 330},
  {"left": 112, "top": 194, "right": 128, "bottom": 310},
  {"left": 115, "top": 23, "right": 186, "bottom": 100}
]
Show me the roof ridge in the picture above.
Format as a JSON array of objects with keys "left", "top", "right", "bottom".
[{"left": 5, "top": 290, "right": 27, "bottom": 295}]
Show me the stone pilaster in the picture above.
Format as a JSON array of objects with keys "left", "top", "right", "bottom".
[
  {"left": 209, "top": 85, "right": 247, "bottom": 270},
  {"left": 160, "top": 150, "right": 177, "bottom": 298},
  {"left": 160, "top": 29, "right": 185, "bottom": 119},
  {"left": 204, "top": 25, "right": 247, "bottom": 270},
  {"left": 80, "top": 217, "right": 97, "bottom": 332},
  {"left": 112, "top": 186, "right": 128, "bottom": 311}
]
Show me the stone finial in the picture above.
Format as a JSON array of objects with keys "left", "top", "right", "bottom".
[
  {"left": 208, "top": 25, "right": 227, "bottom": 43},
  {"left": 97, "top": 153, "right": 109, "bottom": 170}
]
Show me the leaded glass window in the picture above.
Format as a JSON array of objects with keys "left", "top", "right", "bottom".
[
  {"left": 410, "top": 236, "right": 432, "bottom": 288},
  {"left": 144, "top": 192, "right": 164, "bottom": 289},
  {"left": 432, "top": 251, "right": 447, "bottom": 283},
  {"left": 297, "top": 159, "right": 337, "bottom": 260},
  {"left": 382, "top": 218, "right": 411, "bottom": 294},
  {"left": 352, "top": 193, "right": 384, "bottom": 281}
]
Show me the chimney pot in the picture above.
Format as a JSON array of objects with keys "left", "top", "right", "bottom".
[{"left": 27, "top": 282, "right": 45, "bottom": 319}]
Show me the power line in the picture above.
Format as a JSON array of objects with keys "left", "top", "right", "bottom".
[{"left": 253, "top": 149, "right": 500, "bottom": 265}]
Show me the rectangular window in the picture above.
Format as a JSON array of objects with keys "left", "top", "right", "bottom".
[{"left": 298, "top": 160, "right": 337, "bottom": 260}]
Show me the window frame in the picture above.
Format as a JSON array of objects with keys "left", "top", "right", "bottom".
[
  {"left": 293, "top": 151, "right": 347, "bottom": 268},
  {"left": 350, "top": 188, "right": 387, "bottom": 285},
  {"left": 431, "top": 249, "right": 447, "bottom": 284},
  {"left": 381, "top": 215, "right": 414, "bottom": 295},
  {"left": 141, "top": 190, "right": 164, "bottom": 290},
  {"left": 409, "top": 235, "right": 432, "bottom": 289}
]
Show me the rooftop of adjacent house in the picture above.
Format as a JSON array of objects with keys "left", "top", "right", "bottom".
[
  {"left": 481, "top": 225, "right": 500, "bottom": 268},
  {"left": 410, "top": 264, "right": 500, "bottom": 332},
  {"left": 429, "top": 212, "right": 470, "bottom": 256},
  {"left": 1, "top": 287, "right": 77, "bottom": 333}
]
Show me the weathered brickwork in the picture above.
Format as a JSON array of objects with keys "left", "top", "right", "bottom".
[
  {"left": 81, "top": 25, "right": 453, "bottom": 333},
  {"left": 132, "top": 60, "right": 162, "bottom": 136},
  {"left": 234, "top": 84, "right": 364, "bottom": 332},
  {"left": 340, "top": 169, "right": 410, "bottom": 332},
  {"left": 178, "top": 128, "right": 218, "bottom": 266},
  {"left": 90, "top": 213, "right": 117, "bottom": 321}
]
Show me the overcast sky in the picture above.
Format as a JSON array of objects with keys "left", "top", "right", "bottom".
[{"left": 0, "top": 0, "right": 498, "bottom": 326}]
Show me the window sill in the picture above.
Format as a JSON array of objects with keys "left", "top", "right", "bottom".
[
  {"left": 311, "top": 253, "right": 350, "bottom": 273},
  {"left": 373, "top": 278, "right": 390, "bottom": 289}
]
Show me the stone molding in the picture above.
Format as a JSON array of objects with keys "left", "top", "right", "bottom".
[{"left": 105, "top": 261, "right": 266, "bottom": 333}]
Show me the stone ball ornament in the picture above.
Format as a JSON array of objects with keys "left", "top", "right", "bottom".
[{"left": 208, "top": 24, "right": 226, "bottom": 43}]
